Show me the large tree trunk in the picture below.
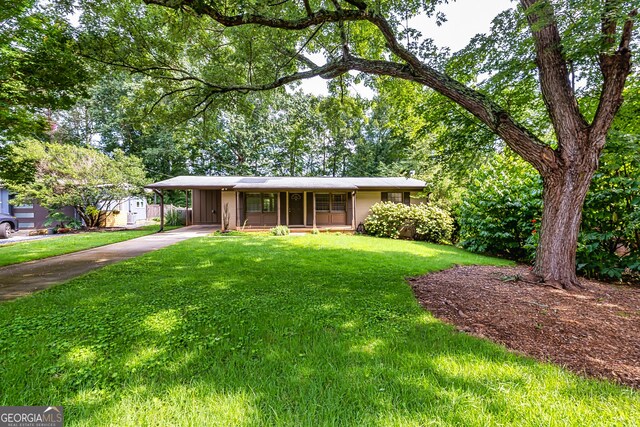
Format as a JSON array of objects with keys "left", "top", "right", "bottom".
[{"left": 534, "top": 155, "right": 598, "bottom": 289}]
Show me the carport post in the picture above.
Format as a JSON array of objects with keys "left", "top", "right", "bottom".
[
  {"left": 153, "top": 189, "right": 165, "bottom": 232},
  {"left": 185, "top": 190, "right": 189, "bottom": 226}
]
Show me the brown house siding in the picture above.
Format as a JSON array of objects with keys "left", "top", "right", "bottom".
[
  {"left": 192, "top": 189, "right": 221, "bottom": 224},
  {"left": 279, "top": 192, "right": 286, "bottom": 225},
  {"left": 12, "top": 202, "right": 76, "bottom": 229}
]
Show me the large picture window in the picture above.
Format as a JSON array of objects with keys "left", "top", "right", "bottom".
[
  {"left": 316, "top": 193, "right": 330, "bottom": 211},
  {"left": 316, "top": 193, "right": 346, "bottom": 212},
  {"left": 246, "top": 193, "right": 277, "bottom": 213},
  {"left": 331, "top": 193, "right": 346, "bottom": 211},
  {"left": 246, "top": 193, "right": 262, "bottom": 213}
]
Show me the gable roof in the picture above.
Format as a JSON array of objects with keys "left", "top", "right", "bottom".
[{"left": 146, "top": 176, "right": 425, "bottom": 191}]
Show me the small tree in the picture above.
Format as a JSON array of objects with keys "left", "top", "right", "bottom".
[{"left": 3, "top": 140, "right": 147, "bottom": 227}]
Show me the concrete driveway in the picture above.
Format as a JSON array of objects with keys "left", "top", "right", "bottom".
[{"left": 0, "top": 225, "right": 216, "bottom": 302}]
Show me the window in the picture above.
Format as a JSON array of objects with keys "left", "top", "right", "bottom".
[
  {"left": 247, "top": 193, "right": 276, "bottom": 213},
  {"left": 331, "top": 193, "right": 346, "bottom": 211},
  {"left": 316, "top": 193, "right": 330, "bottom": 211},
  {"left": 262, "top": 193, "right": 276, "bottom": 212},
  {"left": 315, "top": 193, "right": 346, "bottom": 212},
  {"left": 14, "top": 203, "right": 33, "bottom": 209},
  {"left": 246, "top": 193, "right": 262, "bottom": 213},
  {"left": 387, "top": 192, "right": 403, "bottom": 204}
]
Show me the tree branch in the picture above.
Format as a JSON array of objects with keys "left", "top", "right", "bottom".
[
  {"left": 519, "top": 0, "right": 588, "bottom": 156},
  {"left": 143, "top": 0, "right": 368, "bottom": 29},
  {"left": 591, "top": 7, "right": 636, "bottom": 144},
  {"left": 139, "top": 0, "right": 558, "bottom": 173}
]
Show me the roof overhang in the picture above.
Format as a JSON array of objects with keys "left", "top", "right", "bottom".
[{"left": 145, "top": 176, "right": 426, "bottom": 192}]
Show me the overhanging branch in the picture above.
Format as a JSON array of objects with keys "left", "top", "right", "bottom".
[{"left": 137, "top": 0, "right": 559, "bottom": 173}]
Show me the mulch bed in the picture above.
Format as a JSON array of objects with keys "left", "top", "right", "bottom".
[{"left": 408, "top": 265, "right": 640, "bottom": 389}]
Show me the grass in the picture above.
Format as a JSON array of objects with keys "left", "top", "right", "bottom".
[
  {"left": 0, "top": 234, "right": 637, "bottom": 426},
  {"left": 0, "top": 225, "right": 172, "bottom": 267}
]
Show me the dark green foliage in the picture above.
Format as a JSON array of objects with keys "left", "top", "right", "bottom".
[
  {"left": 43, "top": 211, "right": 82, "bottom": 230},
  {"left": 459, "top": 136, "right": 640, "bottom": 280},
  {"left": 364, "top": 202, "right": 454, "bottom": 244},
  {"left": 0, "top": 0, "right": 90, "bottom": 141},
  {"left": 458, "top": 155, "right": 542, "bottom": 261},
  {"left": 577, "top": 135, "right": 640, "bottom": 279},
  {"left": 164, "top": 208, "right": 185, "bottom": 226}
]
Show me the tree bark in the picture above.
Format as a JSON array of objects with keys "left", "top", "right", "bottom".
[{"left": 534, "top": 144, "right": 599, "bottom": 289}]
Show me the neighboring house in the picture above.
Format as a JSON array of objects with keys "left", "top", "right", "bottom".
[
  {"left": 146, "top": 176, "right": 426, "bottom": 229},
  {"left": 101, "top": 196, "right": 148, "bottom": 227},
  {"left": 0, "top": 185, "right": 76, "bottom": 229},
  {"left": 0, "top": 185, "right": 146, "bottom": 228},
  {"left": 0, "top": 187, "right": 9, "bottom": 215}
]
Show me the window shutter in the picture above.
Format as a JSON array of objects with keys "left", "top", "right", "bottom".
[
  {"left": 381, "top": 192, "right": 388, "bottom": 202},
  {"left": 403, "top": 192, "right": 411, "bottom": 205}
]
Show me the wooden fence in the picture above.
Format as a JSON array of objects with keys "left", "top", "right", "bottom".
[{"left": 147, "top": 204, "right": 192, "bottom": 224}]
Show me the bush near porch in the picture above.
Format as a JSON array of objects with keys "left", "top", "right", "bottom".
[{"left": 364, "top": 202, "right": 454, "bottom": 243}]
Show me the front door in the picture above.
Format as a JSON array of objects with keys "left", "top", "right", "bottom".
[{"left": 289, "top": 193, "right": 304, "bottom": 225}]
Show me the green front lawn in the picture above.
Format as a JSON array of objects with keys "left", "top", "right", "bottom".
[
  {"left": 0, "top": 225, "right": 169, "bottom": 267},
  {"left": 0, "top": 234, "right": 637, "bottom": 426}
]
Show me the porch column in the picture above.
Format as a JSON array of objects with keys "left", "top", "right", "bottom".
[
  {"left": 236, "top": 191, "right": 240, "bottom": 230},
  {"left": 352, "top": 191, "right": 356, "bottom": 230},
  {"left": 185, "top": 190, "right": 189, "bottom": 226},
  {"left": 303, "top": 192, "right": 307, "bottom": 226},
  {"left": 286, "top": 191, "right": 289, "bottom": 226},
  {"left": 277, "top": 192, "right": 281, "bottom": 226},
  {"left": 312, "top": 192, "right": 317, "bottom": 228}
]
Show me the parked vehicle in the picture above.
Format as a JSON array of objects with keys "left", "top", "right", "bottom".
[{"left": 0, "top": 213, "right": 18, "bottom": 239}]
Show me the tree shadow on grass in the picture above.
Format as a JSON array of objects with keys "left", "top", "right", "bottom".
[{"left": 0, "top": 236, "right": 637, "bottom": 426}]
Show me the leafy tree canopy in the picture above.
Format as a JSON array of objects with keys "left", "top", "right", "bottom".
[{"left": 0, "top": 0, "right": 91, "bottom": 142}]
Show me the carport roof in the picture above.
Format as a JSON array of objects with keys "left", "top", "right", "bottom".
[{"left": 146, "top": 176, "right": 426, "bottom": 191}]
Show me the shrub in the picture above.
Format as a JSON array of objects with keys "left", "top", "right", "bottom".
[
  {"left": 165, "top": 208, "right": 185, "bottom": 226},
  {"left": 457, "top": 154, "right": 542, "bottom": 261},
  {"left": 575, "top": 136, "right": 640, "bottom": 279},
  {"left": 311, "top": 228, "right": 320, "bottom": 235},
  {"left": 364, "top": 202, "right": 454, "bottom": 244},
  {"left": 458, "top": 144, "right": 640, "bottom": 280},
  {"left": 408, "top": 205, "right": 456, "bottom": 244},
  {"left": 44, "top": 211, "right": 83, "bottom": 230},
  {"left": 270, "top": 225, "right": 290, "bottom": 236},
  {"left": 364, "top": 202, "right": 410, "bottom": 239}
]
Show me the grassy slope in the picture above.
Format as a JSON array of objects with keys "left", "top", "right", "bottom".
[
  {"left": 0, "top": 226, "right": 168, "bottom": 267},
  {"left": 0, "top": 234, "right": 637, "bottom": 426}
]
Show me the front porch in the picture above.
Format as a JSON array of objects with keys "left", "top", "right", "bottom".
[
  {"left": 151, "top": 188, "right": 358, "bottom": 231},
  {"left": 236, "top": 225, "right": 355, "bottom": 233}
]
